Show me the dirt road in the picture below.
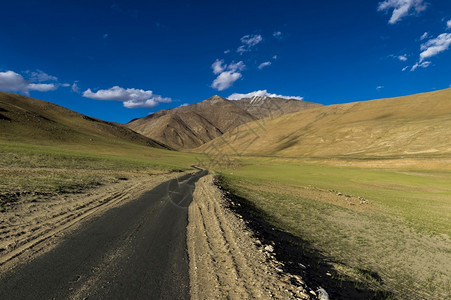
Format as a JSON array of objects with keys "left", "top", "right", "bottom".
[
  {"left": 0, "top": 170, "right": 207, "bottom": 300},
  {"left": 188, "top": 175, "right": 319, "bottom": 300}
]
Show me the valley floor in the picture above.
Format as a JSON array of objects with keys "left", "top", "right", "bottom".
[{"left": 214, "top": 157, "right": 451, "bottom": 299}]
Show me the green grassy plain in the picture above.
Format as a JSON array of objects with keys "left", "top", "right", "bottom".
[
  {"left": 0, "top": 141, "right": 198, "bottom": 207},
  {"left": 217, "top": 157, "right": 451, "bottom": 299}
]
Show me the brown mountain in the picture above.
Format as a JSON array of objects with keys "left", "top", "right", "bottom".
[
  {"left": 232, "top": 96, "right": 322, "bottom": 119},
  {"left": 0, "top": 92, "right": 167, "bottom": 149},
  {"left": 196, "top": 88, "right": 451, "bottom": 158},
  {"left": 127, "top": 95, "right": 322, "bottom": 150}
]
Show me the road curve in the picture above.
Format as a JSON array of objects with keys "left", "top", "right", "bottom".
[{"left": 0, "top": 170, "right": 208, "bottom": 300}]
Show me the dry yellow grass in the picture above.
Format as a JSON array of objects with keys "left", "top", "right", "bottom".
[{"left": 196, "top": 88, "right": 451, "bottom": 158}]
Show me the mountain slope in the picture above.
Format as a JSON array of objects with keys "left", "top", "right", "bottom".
[
  {"left": 127, "top": 95, "right": 321, "bottom": 150},
  {"left": 196, "top": 88, "right": 451, "bottom": 157},
  {"left": 0, "top": 92, "right": 167, "bottom": 149},
  {"left": 232, "top": 96, "right": 322, "bottom": 119}
]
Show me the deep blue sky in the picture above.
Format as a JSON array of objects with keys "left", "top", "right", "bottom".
[{"left": 1, "top": 0, "right": 450, "bottom": 123}]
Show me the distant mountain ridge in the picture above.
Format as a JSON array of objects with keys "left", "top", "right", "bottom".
[{"left": 127, "top": 95, "right": 322, "bottom": 150}]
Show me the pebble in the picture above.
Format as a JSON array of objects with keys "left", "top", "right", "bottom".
[
  {"left": 264, "top": 245, "right": 274, "bottom": 252},
  {"left": 298, "top": 263, "right": 307, "bottom": 270},
  {"left": 317, "top": 287, "right": 329, "bottom": 300}
]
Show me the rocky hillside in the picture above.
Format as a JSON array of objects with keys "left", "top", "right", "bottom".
[{"left": 127, "top": 95, "right": 321, "bottom": 150}]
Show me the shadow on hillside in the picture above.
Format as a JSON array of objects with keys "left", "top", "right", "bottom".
[
  {"left": 216, "top": 178, "right": 391, "bottom": 300},
  {"left": 0, "top": 108, "right": 10, "bottom": 121},
  {"left": 0, "top": 113, "right": 10, "bottom": 121}
]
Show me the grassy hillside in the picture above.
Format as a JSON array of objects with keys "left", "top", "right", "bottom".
[
  {"left": 197, "top": 88, "right": 451, "bottom": 158},
  {"left": 0, "top": 92, "right": 198, "bottom": 206},
  {"left": 0, "top": 92, "right": 167, "bottom": 150}
]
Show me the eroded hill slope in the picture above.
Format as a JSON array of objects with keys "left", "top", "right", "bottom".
[
  {"left": 127, "top": 95, "right": 321, "bottom": 150},
  {"left": 196, "top": 88, "right": 451, "bottom": 157}
]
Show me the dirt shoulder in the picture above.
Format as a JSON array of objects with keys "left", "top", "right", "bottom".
[
  {"left": 0, "top": 171, "right": 192, "bottom": 273},
  {"left": 187, "top": 174, "right": 321, "bottom": 300}
]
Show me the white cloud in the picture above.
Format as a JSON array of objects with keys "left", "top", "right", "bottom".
[
  {"left": 0, "top": 70, "right": 57, "bottom": 94},
  {"left": 237, "top": 34, "right": 263, "bottom": 54},
  {"left": 447, "top": 20, "right": 451, "bottom": 30},
  {"left": 258, "top": 61, "right": 272, "bottom": 69},
  {"left": 224, "top": 49, "right": 231, "bottom": 54},
  {"left": 272, "top": 55, "right": 278, "bottom": 60},
  {"left": 398, "top": 54, "right": 408, "bottom": 61},
  {"left": 0, "top": 71, "right": 28, "bottom": 92},
  {"left": 419, "top": 33, "right": 451, "bottom": 62},
  {"left": 228, "top": 90, "right": 304, "bottom": 101},
  {"left": 82, "top": 86, "right": 171, "bottom": 108},
  {"left": 420, "top": 32, "right": 429, "bottom": 40},
  {"left": 402, "top": 66, "right": 409, "bottom": 71},
  {"left": 376, "top": 85, "right": 384, "bottom": 90},
  {"left": 212, "top": 59, "right": 226, "bottom": 75},
  {"left": 28, "top": 69, "right": 58, "bottom": 82},
  {"left": 71, "top": 82, "right": 81, "bottom": 93},
  {"left": 411, "top": 60, "right": 431, "bottom": 71},
  {"left": 378, "top": 0, "right": 427, "bottom": 24},
  {"left": 27, "top": 83, "right": 57, "bottom": 92},
  {"left": 211, "top": 72, "right": 242, "bottom": 91},
  {"left": 273, "top": 31, "right": 282, "bottom": 38},
  {"left": 241, "top": 34, "right": 263, "bottom": 47},
  {"left": 211, "top": 60, "right": 245, "bottom": 91}
]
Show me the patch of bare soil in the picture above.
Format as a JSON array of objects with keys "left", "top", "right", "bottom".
[
  {"left": 0, "top": 171, "right": 191, "bottom": 273},
  {"left": 188, "top": 175, "right": 322, "bottom": 300}
]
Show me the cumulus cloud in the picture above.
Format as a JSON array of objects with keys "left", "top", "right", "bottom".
[
  {"left": 82, "top": 86, "right": 171, "bottom": 108},
  {"left": 211, "top": 60, "right": 245, "bottom": 91},
  {"left": 212, "top": 59, "right": 226, "bottom": 75},
  {"left": 228, "top": 90, "right": 304, "bottom": 101},
  {"left": 411, "top": 60, "right": 431, "bottom": 71},
  {"left": 237, "top": 34, "right": 263, "bottom": 54},
  {"left": 419, "top": 33, "right": 451, "bottom": 62},
  {"left": 258, "top": 61, "right": 272, "bottom": 70},
  {"left": 378, "top": 0, "right": 427, "bottom": 24},
  {"left": 211, "top": 72, "right": 242, "bottom": 91},
  {"left": 0, "top": 70, "right": 57, "bottom": 94},
  {"left": 398, "top": 54, "right": 408, "bottom": 61}
]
